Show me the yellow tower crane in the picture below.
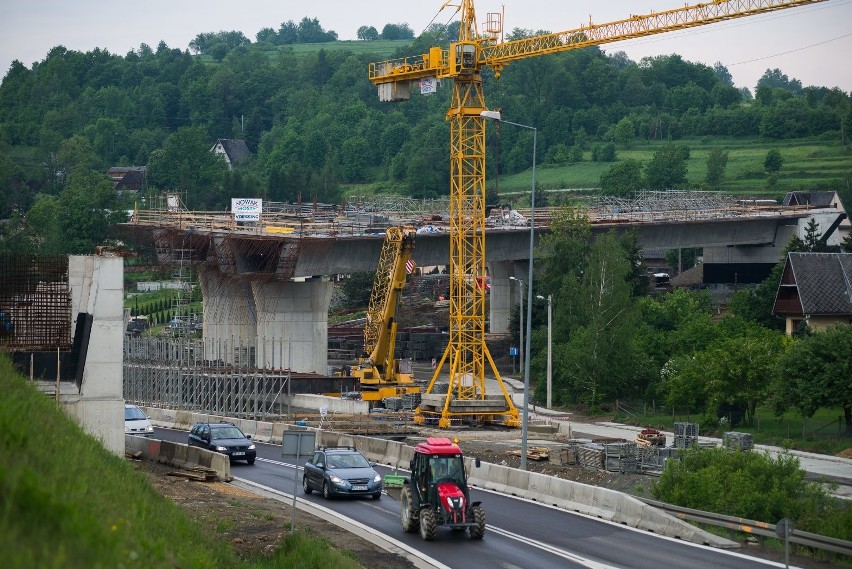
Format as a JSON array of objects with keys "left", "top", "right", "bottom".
[{"left": 368, "top": 0, "right": 828, "bottom": 428}]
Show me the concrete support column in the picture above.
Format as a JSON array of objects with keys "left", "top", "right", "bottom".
[
  {"left": 200, "top": 269, "right": 256, "bottom": 365},
  {"left": 67, "top": 256, "right": 125, "bottom": 455},
  {"left": 252, "top": 278, "right": 333, "bottom": 374},
  {"left": 488, "top": 262, "right": 512, "bottom": 334}
]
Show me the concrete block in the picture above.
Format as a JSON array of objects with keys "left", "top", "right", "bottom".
[
  {"left": 255, "top": 421, "right": 273, "bottom": 443},
  {"left": 160, "top": 409, "right": 177, "bottom": 427},
  {"left": 237, "top": 419, "right": 258, "bottom": 438},
  {"left": 270, "top": 421, "right": 289, "bottom": 444},
  {"left": 174, "top": 410, "right": 193, "bottom": 429}
]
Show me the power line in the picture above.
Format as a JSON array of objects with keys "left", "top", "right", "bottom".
[{"left": 727, "top": 31, "right": 852, "bottom": 66}]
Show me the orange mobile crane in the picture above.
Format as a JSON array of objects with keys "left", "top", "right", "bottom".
[
  {"left": 347, "top": 226, "right": 421, "bottom": 404},
  {"left": 367, "top": 0, "right": 828, "bottom": 428}
]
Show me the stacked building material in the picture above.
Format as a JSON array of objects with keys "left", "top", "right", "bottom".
[
  {"left": 638, "top": 446, "right": 678, "bottom": 473},
  {"left": 577, "top": 443, "right": 606, "bottom": 470},
  {"left": 674, "top": 422, "right": 699, "bottom": 448},
  {"left": 401, "top": 392, "right": 421, "bottom": 410},
  {"left": 722, "top": 431, "right": 754, "bottom": 451},
  {"left": 605, "top": 441, "right": 638, "bottom": 473}
]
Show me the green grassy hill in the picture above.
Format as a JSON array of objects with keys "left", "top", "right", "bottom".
[
  {"left": 0, "top": 356, "right": 359, "bottom": 569},
  {"left": 198, "top": 39, "right": 410, "bottom": 65},
  {"left": 494, "top": 136, "right": 852, "bottom": 201}
]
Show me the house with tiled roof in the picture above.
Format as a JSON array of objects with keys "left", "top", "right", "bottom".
[
  {"left": 773, "top": 252, "right": 852, "bottom": 335},
  {"left": 106, "top": 166, "right": 147, "bottom": 192},
  {"left": 211, "top": 139, "right": 251, "bottom": 170}
]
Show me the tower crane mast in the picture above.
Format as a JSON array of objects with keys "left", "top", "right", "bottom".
[{"left": 368, "top": 0, "right": 829, "bottom": 428}]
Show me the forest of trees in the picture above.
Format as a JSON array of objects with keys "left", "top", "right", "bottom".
[
  {"left": 1, "top": 19, "right": 849, "bottom": 237},
  {"left": 0, "top": 18, "right": 849, "bottom": 253}
]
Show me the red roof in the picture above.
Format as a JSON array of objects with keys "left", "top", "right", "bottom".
[{"left": 414, "top": 437, "right": 462, "bottom": 455}]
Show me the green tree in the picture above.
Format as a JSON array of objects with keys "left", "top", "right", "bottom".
[
  {"left": 551, "top": 232, "right": 639, "bottom": 408},
  {"left": 653, "top": 447, "right": 832, "bottom": 527},
  {"left": 340, "top": 272, "right": 375, "bottom": 309},
  {"left": 705, "top": 147, "right": 728, "bottom": 187},
  {"left": 665, "top": 248, "right": 700, "bottom": 274},
  {"left": 801, "top": 218, "right": 833, "bottom": 252},
  {"left": 599, "top": 159, "right": 643, "bottom": 197},
  {"left": 611, "top": 117, "right": 635, "bottom": 148},
  {"left": 340, "top": 137, "right": 370, "bottom": 182},
  {"left": 591, "top": 142, "right": 616, "bottom": 162},
  {"left": 775, "top": 325, "right": 852, "bottom": 434},
  {"left": 699, "top": 323, "right": 785, "bottom": 425},
  {"left": 22, "top": 194, "right": 63, "bottom": 253},
  {"left": 764, "top": 149, "right": 783, "bottom": 174},
  {"left": 147, "top": 126, "right": 227, "bottom": 208},
  {"left": 57, "top": 169, "right": 120, "bottom": 253},
  {"left": 356, "top": 26, "right": 379, "bottom": 41},
  {"left": 645, "top": 143, "right": 689, "bottom": 190}
]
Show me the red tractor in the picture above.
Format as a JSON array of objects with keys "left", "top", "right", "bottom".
[{"left": 391, "top": 437, "right": 485, "bottom": 541}]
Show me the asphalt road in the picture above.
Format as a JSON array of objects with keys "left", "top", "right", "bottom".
[{"left": 155, "top": 427, "right": 794, "bottom": 569}]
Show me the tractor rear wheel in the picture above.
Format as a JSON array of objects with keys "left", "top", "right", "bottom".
[
  {"left": 469, "top": 504, "right": 485, "bottom": 540},
  {"left": 400, "top": 485, "right": 419, "bottom": 533},
  {"left": 419, "top": 507, "right": 437, "bottom": 541}
]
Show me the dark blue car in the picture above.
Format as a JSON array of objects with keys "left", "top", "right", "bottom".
[{"left": 188, "top": 422, "right": 256, "bottom": 464}]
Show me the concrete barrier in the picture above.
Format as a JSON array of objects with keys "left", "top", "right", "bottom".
[{"left": 125, "top": 435, "right": 231, "bottom": 481}]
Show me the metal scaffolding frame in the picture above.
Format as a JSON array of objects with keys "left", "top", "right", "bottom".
[
  {"left": 591, "top": 190, "right": 736, "bottom": 222},
  {"left": 124, "top": 336, "right": 290, "bottom": 419}
]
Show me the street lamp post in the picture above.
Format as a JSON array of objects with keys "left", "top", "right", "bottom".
[
  {"left": 482, "top": 110, "right": 536, "bottom": 471},
  {"left": 509, "top": 276, "right": 523, "bottom": 375},
  {"left": 537, "top": 294, "right": 552, "bottom": 408}
]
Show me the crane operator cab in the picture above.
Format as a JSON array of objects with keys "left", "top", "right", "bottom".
[{"left": 451, "top": 42, "right": 477, "bottom": 74}]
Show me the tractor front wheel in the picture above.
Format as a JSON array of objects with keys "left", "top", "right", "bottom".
[
  {"left": 469, "top": 504, "right": 485, "bottom": 540},
  {"left": 419, "top": 507, "right": 437, "bottom": 541},
  {"left": 400, "top": 485, "right": 419, "bottom": 533}
]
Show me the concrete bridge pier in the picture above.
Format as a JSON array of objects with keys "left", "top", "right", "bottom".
[
  {"left": 488, "top": 261, "right": 528, "bottom": 335},
  {"left": 252, "top": 278, "right": 333, "bottom": 373},
  {"left": 200, "top": 269, "right": 332, "bottom": 374},
  {"left": 200, "top": 271, "right": 257, "bottom": 365}
]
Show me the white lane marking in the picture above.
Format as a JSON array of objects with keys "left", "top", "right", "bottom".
[{"left": 488, "top": 525, "right": 621, "bottom": 569}]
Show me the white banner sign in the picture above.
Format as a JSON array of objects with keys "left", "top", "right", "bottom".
[
  {"left": 231, "top": 198, "right": 262, "bottom": 221},
  {"left": 420, "top": 77, "right": 437, "bottom": 95}
]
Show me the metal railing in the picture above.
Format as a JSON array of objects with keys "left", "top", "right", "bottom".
[{"left": 640, "top": 498, "right": 852, "bottom": 558}]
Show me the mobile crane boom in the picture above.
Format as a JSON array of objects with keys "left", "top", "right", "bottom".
[{"left": 348, "top": 227, "right": 420, "bottom": 402}]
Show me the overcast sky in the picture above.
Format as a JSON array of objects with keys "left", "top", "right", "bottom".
[{"left": 1, "top": 0, "right": 850, "bottom": 92}]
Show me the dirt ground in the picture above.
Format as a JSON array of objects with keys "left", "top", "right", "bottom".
[{"left": 135, "top": 458, "right": 416, "bottom": 568}]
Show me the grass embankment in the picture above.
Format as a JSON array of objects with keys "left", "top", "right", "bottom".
[
  {"left": 0, "top": 355, "right": 361, "bottom": 569},
  {"left": 495, "top": 136, "right": 852, "bottom": 200}
]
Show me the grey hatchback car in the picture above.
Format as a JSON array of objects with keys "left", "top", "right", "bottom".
[{"left": 302, "top": 446, "right": 382, "bottom": 499}]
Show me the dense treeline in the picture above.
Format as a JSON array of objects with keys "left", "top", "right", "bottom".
[
  {"left": 0, "top": 20, "right": 849, "bottom": 253},
  {"left": 529, "top": 212, "right": 852, "bottom": 434}
]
